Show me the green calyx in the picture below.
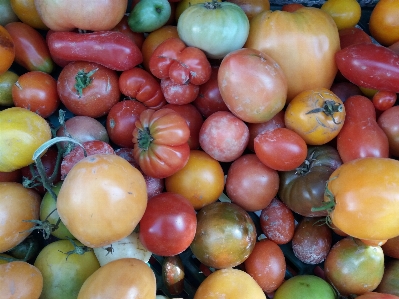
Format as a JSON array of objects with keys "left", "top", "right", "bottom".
[
  {"left": 74, "top": 68, "right": 98, "bottom": 98},
  {"left": 137, "top": 127, "right": 154, "bottom": 151},
  {"left": 306, "top": 100, "right": 344, "bottom": 125}
]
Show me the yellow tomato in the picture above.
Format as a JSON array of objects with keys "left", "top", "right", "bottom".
[
  {"left": 369, "top": 0, "right": 399, "bottom": 46},
  {"left": 321, "top": 0, "right": 361, "bottom": 30},
  {"left": 165, "top": 150, "right": 225, "bottom": 210},
  {"left": 10, "top": 0, "right": 48, "bottom": 29}
]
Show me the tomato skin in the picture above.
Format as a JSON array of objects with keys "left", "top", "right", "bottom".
[
  {"left": 320, "top": 0, "right": 361, "bottom": 30},
  {"left": 10, "top": 0, "right": 48, "bottom": 30},
  {"left": 5, "top": 22, "right": 53, "bottom": 73},
  {"left": 372, "top": 91, "right": 397, "bottom": 112},
  {"left": 326, "top": 157, "right": 399, "bottom": 240},
  {"left": 369, "top": 0, "right": 399, "bottom": 46},
  {"left": 378, "top": 106, "right": 399, "bottom": 158},
  {"left": 337, "top": 95, "right": 389, "bottom": 163},
  {"left": 47, "top": 30, "right": 142, "bottom": 71},
  {"left": 133, "top": 108, "right": 191, "bottom": 179},
  {"left": 338, "top": 27, "right": 372, "bottom": 49},
  {"left": 335, "top": 43, "right": 399, "bottom": 93},
  {"left": 57, "top": 61, "right": 120, "bottom": 118},
  {"left": 218, "top": 47, "right": 287, "bottom": 123},
  {"left": 376, "top": 258, "right": 399, "bottom": 296},
  {"left": 112, "top": 15, "right": 145, "bottom": 49},
  {"left": 0, "top": 25, "right": 15, "bottom": 75}
]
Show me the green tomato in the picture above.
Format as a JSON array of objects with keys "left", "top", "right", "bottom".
[
  {"left": 128, "top": 0, "right": 171, "bottom": 33},
  {"left": 274, "top": 275, "right": 337, "bottom": 299},
  {"left": 0, "top": 70, "right": 18, "bottom": 106}
]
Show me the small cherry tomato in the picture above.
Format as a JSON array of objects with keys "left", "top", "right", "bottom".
[
  {"left": 372, "top": 90, "right": 397, "bottom": 111},
  {"left": 321, "top": 0, "right": 361, "bottom": 30}
]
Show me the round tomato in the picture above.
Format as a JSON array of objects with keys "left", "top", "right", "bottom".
[
  {"left": 357, "top": 293, "right": 399, "bottom": 299},
  {"left": 10, "top": 0, "right": 48, "bottom": 29},
  {"left": 226, "top": 0, "right": 269, "bottom": 19},
  {"left": 175, "top": 0, "right": 221, "bottom": 21},
  {"left": 369, "top": 0, "right": 399, "bottom": 46},
  {"left": 372, "top": 91, "right": 397, "bottom": 112},
  {"left": 320, "top": 0, "right": 361, "bottom": 30},
  {"left": 284, "top": 88, "right": 345, "bottom": 145},
  {"left": 128, "top": 0, "right": 171, "bottom": 33},
  {"left": 0, "top": 25, "right": 14, "bottom": 75},
  {"left": 0, "top": 70, "right": 19, "bottom": 106},
  {"left": 376, "top": 258, "right": 399, "bottom": 296},
  {"left": 378, "top": 106, "right": 399, "bottom": 158},
  {"left": 57, "top": 154, "right": 147, "bottom": 248},
  {"left": 381, "top": 235, "right": 399, "bottom": 259}
]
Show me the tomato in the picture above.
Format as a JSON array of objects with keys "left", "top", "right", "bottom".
[
  {"left": 330, "top": 81, "right": 362, "bottom": 102},
  {"left": 128, "top": 0, "right": 171, "bottom": 33},
  {"left": 376, "top": 258, "right": 399, "bottom": 296},
  {"left": 118, "top": 67, "right": 166, "bottom": 110},
  {"left": 281, "top": 3, "right": 304, "bottom": 12},
  {"left": 324, "top": 237, "right": 384, "bottom": 296},
  {"left": 0, "top": 169, "right": 21, "bottom": 183},
  {"left": 0, "top": 0, "right": 19, "bottom": 26},
  {"left": 378, "top": 106, "right": 399, "bottom": 158},
  {"left": 225, "top": 0, "right": 269, "bottom": 19},
  {"left": 320, "top": 0, "right": 361, "bottom": 30},
  {"left": 226, "top": 153, "right": 279, "bottom": 212},
  {"left": 10, "top": 0, "right": 48, "bottom": 29},
  {"left": 357, "top": 293, "right": 399, "bottom": 299},
  {"left": 34, "top": 0, "right": 128, "bottom": 31},
  {"left": 194, "top": 268, "right": 266, "bottom": 299},
  {"left": 0, "top": 70, "right": 19, "bottom": 106},
  {"left": 325, "top": 157, "right": 399, "bottom": 241},
  {"left": 0, "top": 261, "right": 43, "bottom": 298},
  {"left": 106, "top": 99, "right": 147, "bottom": 148},
  {"left": 0, "top": 25, "right": 14, "bottom": 75},
  {"left": 336, "top": 95, "right": 389, "bottom": 163},
  {"left": 0, "top": 107, "right": 51, "bottom": 172},
  {"left": 162, "top": 255, "right": 185, "bottom": 296},
  {"left": 336, "top": 43, "right": 399, "bottom": 93},
  {"left": 285, "top": 88, "right": 345, "bottom": 145},
  {"left": 382, "top": 235, "right": 399, "bottom": 259},
  {"left": 139, "top": 192, "right": 197, "bottom": 256},
  {"left": 390, "top": 40, "right": 399, "bottom": 55},
  {"left": 57, "top": 61, "right": 120, "bottom": 118},
  {"left": 199, "top": 111, "right": 249, "bottom": 162},
  {"left": 245, "top": 7, "right": 340, "bottom": 102},
  {"left": 165, "top": 149, "right": 225, "bottom": 210},
  {"left": 5, "top": 22, "right": 53, "bottom": 73},
  {"left": 254, "top": 127, "right": 307, "bottom": 171},
  {"left": 132, "top": 108, "right": 191, "bottom": 179},
  {"left": 259, "top": 197, "right": 295, "bottom": 245},
  {"left": 177, "top": 1, "right": 249, "bottom": 59},
  {"left": 0, "top": 182, "right": 41, "bottom": 253},
  {"left": 190, "top": 202, "right": 257, "bottom": 269},
  {"left": 34, "top": 239, "right": 100, "bottom": 299},
  {"left": 372, "top": 91, "right": 397, "bottom": 112},
  {"left": 338, "top": 27, "right": 372, "bottom": 49},
  {"left": 274, "top": 275, "right": 336, "bottom": 299},
  {"left": 160, "top": 77, "right": 200, "bottom": 105},
  {"left": 369, "top": 0, "right": 399, "bottom": 46},
  {"left": 278, "top": 145, "right": 342, "bottom": 217},
  {"left": 12, "top": 71, "right": 60, "bottom": 118},
  {"left": 57, "top": 154, "right": 147, "bottom": 248},
  {"left": 244, "top": 239, "right": 286, "bottom": 293},
  {"left": 111, "top": 15, "right": 145, "bottom": 49},
  {"left": 218, "top": 47, "right": 287, "bottom": 123}
]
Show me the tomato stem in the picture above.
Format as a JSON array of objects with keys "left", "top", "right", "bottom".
[
  {"left": 306, "top": 100, "right": 344, "bottom": 125},
  {"left": 204, "top": 0, "right": 221, "bottom": 9},
  {"left": 137, "top": 127, "right": 154, "bottom": 151},
  {"left": 59, "top": 237, "right": 92, "bottom": 260},
  {"left": 74, "top": 68, "right": 98, "bottom": 98}
]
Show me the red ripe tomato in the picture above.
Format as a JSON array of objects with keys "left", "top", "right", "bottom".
[
  {"left": 254, "top": 127, "right": 307, "bottom": 171},
  {"left": 372, "top": 90, "right": 397, "bottom": 112},
  {"left": 338, "top": 27, "right": 372, "bottom": 49},
  {"left": 160, "top": 77, "right": 200, "bottom": 105},
  {"left": 378, "top": 105, "right": 399, "bottom": 157},
  {"left": 139, "top": 192, "right": 197, "bottom": 256}
]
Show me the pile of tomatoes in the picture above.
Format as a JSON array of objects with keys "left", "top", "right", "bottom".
[{"left": 1, "top": 0, "right": 399, "bottom": 298}]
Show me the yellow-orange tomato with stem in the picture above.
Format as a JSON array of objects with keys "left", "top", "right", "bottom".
[
  {"left": 321, "top": 0, "right": 361, "bottom": 30},
  {"left": 0, "top": 25, "right": 14, "bottom": 75},
  {"left": 284, "top": 88, "right": 346, "bottom": 145},
  {"left": 369, "top": 0, "right": 399, "bottom": 46},
  {"left": 10, "top": 0, "right": 48, "bottom": 29}
]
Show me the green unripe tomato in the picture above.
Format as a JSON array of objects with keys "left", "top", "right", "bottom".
[
  {"left": 0, "top": 70, "right": 18, "bottom": 106},
  {"left": 128, "top": 0, "right": 171, "bottom": 33}
]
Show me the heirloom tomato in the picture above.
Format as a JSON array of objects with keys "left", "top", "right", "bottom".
[
  {"left": 132, "top": 108, "right": 190, "bottom": 179},
  {"left": 285, "top": 88, "right": 345, "bottom": 145},
  {"left": 0, "top": 107, "right": 51, "bottom": 172},
  {"left": 369, "top": 0, "right": 399, "bottom": 46},
  {"left": 320, "top": 0, "right": 361, "bottom": 30},
  {"left": 112, "top": 15, "right": 145, "bottom": 49},
  {"left": 245, "top": 7, "right": 340, "bottom": 101},
  {"left": 218, "top": 48, "right": 287, "bottom": 123},
  {"left": 0, "top": 25, "right": 14, "bottom": 75},
  {"left": 324, "top": 157, "right": 399, "bottom": 241},
  {"left": 57, "top": 154, "right": 148, "bottom": 248},
  {"left": 338, "top": 27, "right": 372, "bottom": 49}
]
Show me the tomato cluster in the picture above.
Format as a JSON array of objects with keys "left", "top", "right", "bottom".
[{"left": 1, "top": 0, "right": 399, "bottom": 299}]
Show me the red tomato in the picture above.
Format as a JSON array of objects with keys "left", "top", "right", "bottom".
[
  {"left": 378, "top": 106, "right": 399, "bottom": 157},
  {"left": 0, "top": 169, "right": 21, "bottom": 183},
  {"left": 254, "top": 127, "right": 307, "bottom": 171},
  {"left": 372, "top": 90, "right": 397, "bottom": 112},
  {"left": 111, "top": 15, "right": 145, "bottom": 49},
  {"left": 281, "top": 3, "right": 304, "bottom": 12},
  {"left": 139, "top": 192, "right": 197, "bottom": 256},
  {"left": 57, "top": 61, "right": 120, "bottom": 118},
  {"left": 199, "top": 111, "right": 249, "bottom": 162},
  {"left": 12, "top": 71, "right": 59, "bottom": 118},
  {"left": 338, "top": 27, "right": 372, "bottom": 49},
  {"left": 160, "top": 77, "right": 200, "bottom": 105}
]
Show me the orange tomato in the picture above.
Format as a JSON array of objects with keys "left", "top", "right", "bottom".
[
  {"left": 224, "top": 0, "right": 269, "bottom": 19},
  {"left": 321, "top": 0, "right": 361, "bottom": 30},
  {"left": 175, "top": 0, "right": 222, "bottom": 21},
  {"left": 10, "top": 0, "right": 48, "bottom": 29},
  {"left": 0, "top": 261, "right": 43, "bottom": 299},
  {"left": 284, "top": 88, "right": 346, "bottom": 145},
  {"left": 165, "top": 150, "right": 225, "bottom": 210},
  {"left": 369, "top": 0, "right": 399, "bottom": 46},
  {"left": 0, "top": 25, "right": 14, "bottom": 75}
]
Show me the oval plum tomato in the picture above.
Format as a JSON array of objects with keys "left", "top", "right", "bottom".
[
  {"left": 199, "top": 111, "right": 249, "bottom": 162},
  {"left": 132, "top": 108, "right": 191, "bottom": 179},
  {"left": 77, "top": 258, "right": 156, "bottom": 299},
  {"left": 12, "top": 71, "right": 60, "bottom": 118},
  {"left": 321, "top": 0, "right": 361, "bottom": 30},
  {"left": 57, "top": 154, "right": 147, "bottom": 248},
  {"left": 57, "top": 61, "right": 120, "bottom": 118},
  {"left": 118, "top": 67, "right": 166, "bottom": 109},
  {"left": 378, "top": 106, "right": 399, "bottom": 157},
  {"left": 254, "top": 127, "right": 307, "bottom": 171},
  {"left": 0, "top": 182, "right": 40, "bottom": 253},
  {"left": 194, "top": 268, "right": 266, "bottom": 299},
  {"left": 284, "top": 88, "right": 345, "bottom": 145},
  {"left": 226, "top": 154, "right": 279, "bottom": 212},
  {"left": 324, "top": 157, "right": 399, "bottom": 241},
  {"left": 259, "top": 198, "right": 295, "bottom": 245},
  {"left": 106, "top": 99, "right": 147, "bottom": 148},
  {"left": 139, "top": 192, "right": 197, "bottom": 256},
  {"left": 244, "top": 239, "right": 286, "bottom": 293},
  {"left": 0, "top": 261, "right": 43, "bottom": 299},
  {"left": 165, "top": 149, "right": 225, "bottom": 210},
  {"left": 369, "top": 0, "right": 399, "bottom": 46},
  {"left": 10, "top": 0, "right": 48, "bottom": 30},
  {"left": 218, "top": 47, "right": 287, "bottom": 123},
  {"left": 324, "top": 237, "right": 384, "bottom": 296},
  {"left": 0, "top": 25, "right": 14, "bottom": 75},
  {"left": 372, "top": 90, "right": 397, "bottom": 112},
  {"left": 190, "top": 202, "right": 257, "bottom": 269}
]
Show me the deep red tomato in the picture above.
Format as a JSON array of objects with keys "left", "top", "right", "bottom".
[
  {"left": 254, "top": 127, "right": 307, "bottom": 171},
  {"left": 12, "top": 71, "right": 59, "bottom": 118},
  {"left": 338, "top": 27, "right": 372, "bottom": 49},
  {"left": 372, "top": 91, "right": 397, "bottom": 111},
  {"left": 378, "top": 105, "right": 399, "bottom": 157},
  {"left": 0, "top": 169, "right": 21, "bottom": 183},
  {"left": 57, "top": 61, "right": 120, "bottom": 118},
  {"left": 381, "top": 235, "right": 399, "bottom": 259},
  {"left": 139, "top": 192, "right": 197, "bottom": 256},
  {"left": 160, "top": 78, "right": 200, "bottom": 105},
  {"left": 357, "top": 293, "right": 399, "bottom": 299},
  {"left": 329, "top": 81, "right": 362, "bottom": 102},
  {"left": 106, "top": 99, "right": 147, "bottom": 148},
  {"left": 111, "top": 15, "right": 145, "bottom": 49},
  {"left": 376, "top": 258, "right": 399, "bottom": 296}
]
